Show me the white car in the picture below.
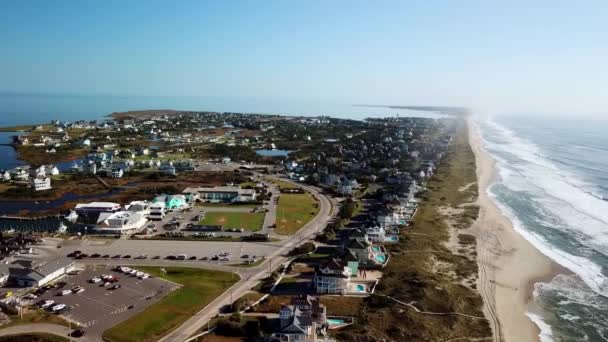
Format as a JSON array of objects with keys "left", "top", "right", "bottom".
[
  {"left": 90, "top": 277, "right": 101, "bottom": 283},
  {"left": 135, "top": 271, "right": 144, "bottom": 277},
  {"left": 51, "top": 303, "right": 66, "bottom": 312},
  {"left": 219, "top": 257, "right": 230, "bottom": 261},
  {"left": 60, "top": 289, "right": 72, "bottom": 296},
  {"left": 129, "top": 269, "right": 137, "bottom": 275},
  {"left": 139, "top": 274, "right": 149, "bottom": 279},
  {"left": 40, "top": 300, "right": 55, "bottom": 308},
  {"left": 219, "top": 252, "right": 229, "bottom": 257},
  {"left": 72, "top": 287, "right": 85, "bottom": 294},
  {"left": 24, "top": 293, "right": 38, "bottom": 300}
]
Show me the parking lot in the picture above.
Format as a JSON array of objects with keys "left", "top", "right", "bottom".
[{"left": 31, "top": 266, "right": 179, "bottom": 336}]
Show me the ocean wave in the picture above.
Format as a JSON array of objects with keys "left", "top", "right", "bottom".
[
  {"left": 475, "top": 115, "right": 608, "bottom": 296},
  {"left": 526, "top": 312, "right": 555, "bottom": 342}
]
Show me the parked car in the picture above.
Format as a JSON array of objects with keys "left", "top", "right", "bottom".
[
  {"left": 59, "top": 289, "right": 71, "bottom": 296},
  {"left": 110, "top": 284, "right": 121, "bottom": 290},
  {"left": 51, "top": 303, "right": 66, "bottom": 312},
  {"left": 40, "top": 300, "right": 55, "bottom": 308},
  {"left": 69, "top": 329, "right": 85, "bottom": 338}
]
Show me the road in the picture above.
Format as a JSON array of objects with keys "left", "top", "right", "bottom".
[{"left": 158, "top": 174, "right": 334, "bottom": 342}]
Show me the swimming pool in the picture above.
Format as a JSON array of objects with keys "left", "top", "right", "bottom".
[
  {"left": 375, "top": 254, "right": 386, "bottom": 263},
  {"left": 387, "top": 236, "right": 399, "bottom": 242},
  {"left": 356, "top": 284, "right": 366, "bottom": 292},
  {"left": 371, "top": 246, "right": 381, "bottom": 252},
  {"left": 327, "top": 318, "right": 345, "bottom": 326}
]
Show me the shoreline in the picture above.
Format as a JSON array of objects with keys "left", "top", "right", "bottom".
[{"left": 467, "top": 117, "right": 565, "bottom": 342}]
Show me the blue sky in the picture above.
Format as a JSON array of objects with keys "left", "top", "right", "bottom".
[{"left": 1, "top": 1, "right": 607, "bottom": 114}]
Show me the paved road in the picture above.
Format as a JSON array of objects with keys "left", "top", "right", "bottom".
[
  {"left": 159, "top": 175, "right": 334, "bottom": 342},
  {"left": 0, "top": 323, "right": 97, "bottom": 342}
]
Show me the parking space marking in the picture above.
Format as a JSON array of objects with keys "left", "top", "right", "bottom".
[{"left": 76, "top": 292, "right": 121, "bottom": 310}]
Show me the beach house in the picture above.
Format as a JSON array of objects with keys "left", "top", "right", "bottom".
[{"left": 272, "top": 295, "right": 331, "bottom": 342}]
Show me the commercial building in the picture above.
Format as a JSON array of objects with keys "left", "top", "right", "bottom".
[
  {"left": 95, "top": 211, "right": 148, "bottom": 235},
  {"left": 1, "top": 257, "right": 75, "bottom": 287},
  {"left": 182, "top": 186, "right": 256, "bottom": 203}
]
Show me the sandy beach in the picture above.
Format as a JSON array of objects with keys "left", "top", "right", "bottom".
[{"left": 468, "top": 117, "right": 564, "bottom": 342}]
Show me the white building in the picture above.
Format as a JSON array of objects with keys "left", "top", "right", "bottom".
[
  {"left": 365, "top": 226, "right": 399, "bottom": 244},
  {"left": 32, "top": 177, "right": 52, "bottom": 191},
  {"left": 111, "top": 168, "right": 124, "bottom": 178},
  {"left": 95, "top": 211, "right": 148, "bottom": 235},
  {"left": 149, "top": 202, "right": 166, "bottom": 220},
  {"left": 1, "top": 171, "right": 10, "bottom": 181}
]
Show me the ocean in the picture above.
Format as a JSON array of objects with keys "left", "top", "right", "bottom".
[
  {"left": 0, "top": 93, "right": 450, "bottom": 171},
  {"left": 475, "top": 114, "right": 608, "bottom": 342}
]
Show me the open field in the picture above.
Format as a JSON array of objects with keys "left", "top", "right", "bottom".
[
  {"left": 103, "top": 267, "right": 238, "bottom": 342},
  {"left": 197, "top": 202, "right": 258, "bottom": 208},
  {"left": 199, "top": 212, "right": 264, "bottom": 231},
  {"left": 0, "top": 333, "right": 69, "bottom": 342},
  {"left": 336, "top": 121, "right": 492, "bottom": 341},
  {"left": 275, "top": 193, "right": 319, "bottom": 234}
]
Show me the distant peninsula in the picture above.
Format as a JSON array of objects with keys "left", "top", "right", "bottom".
[{"left": 354, "top": 104, "right": 469, "bottom": 116}]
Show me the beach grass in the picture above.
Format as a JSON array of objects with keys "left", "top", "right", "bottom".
[
  {"left": 337, "top": 120, "right": 491, "bottom": 341},
  {"left": 275, "top": 193, "right": 319, "bottom": 234},
  {"left": 102, "top": 267, "right": 238, "bottom": 342},
  {"left": 199, "top": 211, "right": 264, "bottom": 231}
]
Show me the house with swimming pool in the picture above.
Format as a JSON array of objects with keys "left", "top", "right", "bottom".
[
  {"left": 344, "top": 237, "right": 389, "bottom": 269},
  {"left": 272, "top": 295, "right": 351, "bottom": 342},
  {"left": 314, "top": 258, "right": 379, "bottom": 296},
  {"left": 365, "top": 226, "right": 399, "bottom": 244}
]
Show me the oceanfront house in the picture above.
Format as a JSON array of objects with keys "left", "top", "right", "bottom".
[
  {"left": 182, "top": 186, "right": 257, "bottom": 203},
  {"left": 365, "top": 226, "right": 399, "bottom": 244},
  {"left": 344, "top": 237, "right": 389, "bottom": 269},
  {"left": 1, "top": 171, "right": 10, "bottom": 181},
  {"left": 272, "top": 295, "right": 332, "bottom": 342},
  {"left": 314, "top": 258, "right": 352, "bottom": 295},
  {"left": 0, "top": 257, "right": 75, "bottom": 287},
  {"left": 32, "top": 177, "right": 52, "bottom": 191},
  {"left": 94, "top": 211, "right": 148, "bottom": 235}
]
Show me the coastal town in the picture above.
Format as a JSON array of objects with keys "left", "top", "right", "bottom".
[{"left": 0, "top": 109, "right": 491, "bottom": 342}]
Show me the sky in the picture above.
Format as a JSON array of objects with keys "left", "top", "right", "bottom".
[{"left": 1, "top": 0, "right": 607, "bottom": 115}]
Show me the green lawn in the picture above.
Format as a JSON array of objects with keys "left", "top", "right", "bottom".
[
  {"left": 199, "top": 211, "right": 265, "bottom": 231},
  {"left": 197, "top": 202, "right": 258, "bottom": 208},
  {"left": 102, "top": 267, "right": 239, "bottom": 342},
  {"left": 275, "top": 193, "right": 319, "bottom": 234}
]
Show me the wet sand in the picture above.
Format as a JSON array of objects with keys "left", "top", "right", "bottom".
[{"left": 468, "top": 117, "right": 564, "bottom": 342}]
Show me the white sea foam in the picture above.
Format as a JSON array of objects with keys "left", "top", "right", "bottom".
[
  {"left": 526, "top": 312, "right": 555, "bottom": 342},
  {"left": 475, "top": 115, "right": 608, "bottom": 297}
]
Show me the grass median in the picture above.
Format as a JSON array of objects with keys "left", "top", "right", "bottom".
[
  {"left": 0, "top": 333, "right": 69, "bottom": 342},
  {"left": 275, "top": 193, "right": 319, "bottom": 234},
  {"left": 102, "top": 267, "right": 239, "bottom": 342}
]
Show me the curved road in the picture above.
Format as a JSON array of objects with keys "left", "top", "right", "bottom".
[
  {"left": 159, "top": 175, "right": 334, "bottom": 342},
  {"left": 0, "top": 323, "right": 95, "bottom": 342}
]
